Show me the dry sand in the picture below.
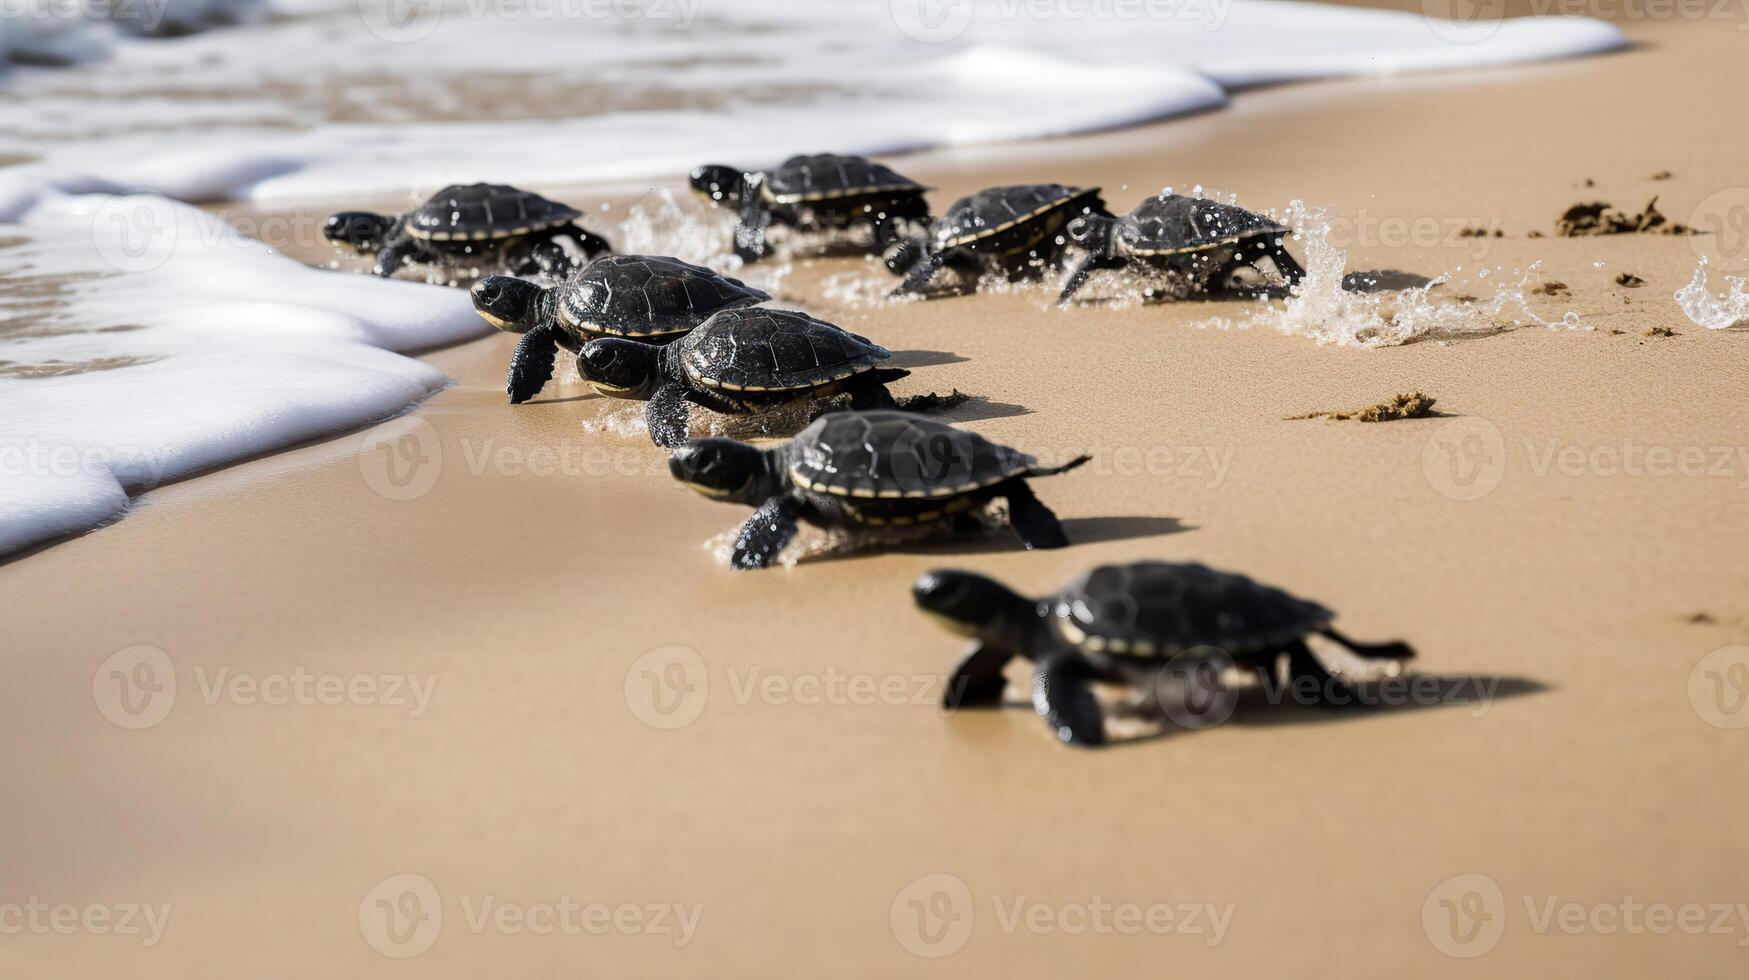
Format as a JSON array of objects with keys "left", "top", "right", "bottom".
[{"left": 3, "top": 16, "right": 1748, "bottom": 979}]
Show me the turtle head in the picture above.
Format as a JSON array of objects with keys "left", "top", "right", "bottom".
[
  {"left": 576, "top": 338, "right": 661, "bottom": 399},
  {"left": 469, "top": 275, "right": 546, "bottom": 334},
  {"left": 689, "top": 165, "right": 745, "bottom": 209},
  {"left": 323, "top": 211, "right": 396, "bottom": 253},
  {"left": 913, "top": 569, "right": 1036, "bottom": 643},
  {"left": 668, "top": 438, "right": 780, "bottom": 505},
  {"left": 1065, "top": 211, "right": 1117, "bottom": 258}
]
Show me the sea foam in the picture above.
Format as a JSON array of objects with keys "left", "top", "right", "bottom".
[{"left": 0, "top": 193, "right": 481, "bottom": 555}]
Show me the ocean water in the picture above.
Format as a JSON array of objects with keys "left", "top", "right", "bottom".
[{"left": 0, "top": 0, "right": 1627, "bottom": 555}]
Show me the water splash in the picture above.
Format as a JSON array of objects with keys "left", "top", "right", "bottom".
[
  {"left": 1199, "top": 201, "right": 1566, "bottom": 347},
  {"left": 1674, "top": 258, "right": 1749, "bottom": 330}
]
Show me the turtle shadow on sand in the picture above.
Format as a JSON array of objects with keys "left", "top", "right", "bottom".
[
  {"left": 816, "top": 515, "right": 1192, "bottom": 566},
  {"left": 966, "top": 674, "right": 1547, "bottom": 749}
]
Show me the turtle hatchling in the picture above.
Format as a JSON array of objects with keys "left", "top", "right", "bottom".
[
  {"left": 690, "top": 153, "right": 931, "bottom": 263},
  {"left": 470, "top": 254, "right": 770, "bottom": 404},
  {"left": 668, "top": 410, "right": 1090, "bottom": 570},
  {"left": 323, "top": 183, "right": 611, "bottom": 279},
  {"left": 576, "top": 307, "right": 918, "bottom": 448},
  {"left": 914, "top": 561, "right": 1417, "bottom": 747},
  {"left": 891, "top": 184, "right": 1109, "bottom": 297},
  {"left": 1058, "top": 192, "right": 1304, "bottom": 303}
]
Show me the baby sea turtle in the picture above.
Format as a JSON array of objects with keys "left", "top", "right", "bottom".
[
  {"left": 576, "top": 307, "right": 911, "bottom": 448},
  {"left": 891, "top": 184, "right": 1109, "bottom": 297},
  {"left": 1057, "top": 193, "right": 1305, "bottom": 303},
  {"left": 690, "top": 153, "right": 932, "bottom": 262},
  {"left": 669, "top": 410, "right": 1090, "bottom": 570},
  {"left": 914, "top": 561, "right": 1417, "bottom": 747},
  {"left": 324, "top": 183, "right": 611, "bottom": 279},
  {"left": 470, "top": 255, "right": 770, "bottom": 404}
]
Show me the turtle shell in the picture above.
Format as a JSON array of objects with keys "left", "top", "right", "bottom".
[
  {"left": 1119, "top": 194, "right": 1286, "bottom": 256},
  {"left": 933, "top": 184, "right": 1100, "bottom": 249},
  {"left": 558, "top": 255, "right": 770, "bottom": 340},
  {"left": 404, "top": 183, "right": 581, "bottom": 242},
  {"left": 676, "top": 308, "right": 890, "bottom": 393},
  {"left": 762, "top": 154, "right": 925, "bottom": 205},
  {"left": 789, "top": 411, "right": 1035, "bottom": 502},
  {"left": 1052, "top": 562, "right": 1332, "bottom": 657}
]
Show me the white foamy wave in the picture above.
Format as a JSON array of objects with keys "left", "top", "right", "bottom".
[
  {"left": 0, "top": 1, "right": 1625, "bottom": 204},
  {"left": 0, "top": 0, "right": 267, "bottom": 68},
  {"left": 1674, "top": 259, "right": 1749, "bottom": 330},
  {"left": 0, "top": 192, "right": 482, "bottom": 555},
  {"left": 1198, "top": 200, "right": 1574, "bottom": 347}
]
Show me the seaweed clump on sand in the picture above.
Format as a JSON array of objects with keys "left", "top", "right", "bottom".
[
  {"left": 1615, "top": 273, "right": 1646, "bottom": 288},
  {"left": 1556, "top": 198, "right": 1694, "bottom": 237},
  {"left": 1286, "top": 391, "right": 1439, "bottom": 422},
  {"left": 1644, "top": 326, "right": 1678, "bottom": 338}
]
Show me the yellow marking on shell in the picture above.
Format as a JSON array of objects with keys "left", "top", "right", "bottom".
[
  {"left": 764, "top": 182, "right": 921, "bottom": 206},
  {"left": 1125, "top": 233, "right": 1267, "bottom": 258}
]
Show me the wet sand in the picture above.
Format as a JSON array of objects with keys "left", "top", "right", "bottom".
[{"left": 2, "top": 17, "right": 1748, "bottom": 979}]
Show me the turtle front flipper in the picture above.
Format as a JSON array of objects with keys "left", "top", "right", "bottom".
[
  {"left": 1286, "top": 640, "right": 1362, "bottom": 709},
  {"left": 733, "top": 190, "right": 774, "bottom": 261},
  {"left": 1033, "top": 653, "right": 1106, "bottom": 747},
  {"left": 1002, "top": 479, "right": 1070, "bottom": 550},
  {"left": 845, "top": 375, "right": 900, "bottom": 411},
  {"left": 1318, "top": 628, "right": 1416, "bottom": 662},
  {"left": 1057, "top": 254, "right": 1126, "bottom": 305},
  {"left": 731, "top": 495, "right": 803, "bottom": 571},
  {"left": 646, "top": 381, "right": 694, "bottom": 449},
  {"left": 371, "top": 239, "right": 425, "bottom": 278},
  {"left": 562, "top": 222, "right": 614, "bottom": 260},
  {"left": 890, "top": 250, "right": 947, "bottom": 297},
  {"left": 944, "top": 643, "right": 1013, "bottom": 709},
  {"left": 507, "top": 325, "right": 561, "bottom": 404}
]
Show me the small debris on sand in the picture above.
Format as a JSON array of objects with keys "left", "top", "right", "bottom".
[
  {"left": 1684, "top": 611, "right": 1716, "bottom": 625},
  {"left": 1286, "top": 391, "right": 1439, "bottom": 422},
  {"left": 1527, "top": 230, "right": 1545, "bottom": 238},
  {"left": 1533, "top": 281, "right": 1571, "bottom": 296},
  {"left": 1557, "top": 197, "right": 1694, "bottom": 237},
  {"left": 1583, "top": 178, "right": 1595, "bottom": 187},
  {"left": 1456, "top": 226, "right": 1503, "bottom": 238},
  {"left": 1650, "top": 170, "right": 1673, "bottom": 181},
  {"left": 1615, "top": 273, "right": 1646, "bottom": 288},
  {"left": 1644, "top": 326, "right": 1678, "bottom": 337}
]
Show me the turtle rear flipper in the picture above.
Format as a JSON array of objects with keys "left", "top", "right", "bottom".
[
  {"left": 944, "top": 643, "right": 1013, "bottom": 709},
  {"left": 1003, "top": 479, "right": 1070, "bottom": 550},
  {"left": 1287, "top": 641, "right": 1362, "bottom": 709},
  {"left": 1034, "top": 653, "right": 1106, "bottom": 747},
  {"left": 646, "top": 381, "right": 693, "bottom": 449},
  {"left": 732, "top": 495, "right": 803, "bottom": 571},
  {"left": 508, "top": 326, "right": 560, "bottom": 404},
  {"left": 891, "top": 250, "right": 948, "bottom": 297}
]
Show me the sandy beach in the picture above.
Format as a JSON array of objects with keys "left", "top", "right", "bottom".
[{"left": 2, "top": 9, "right": 1747, "bottom": 978}]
